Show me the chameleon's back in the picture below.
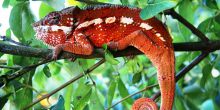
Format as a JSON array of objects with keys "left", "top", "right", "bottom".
[{"left": 74, "top": 5, "right": 172, "bottom": 48}]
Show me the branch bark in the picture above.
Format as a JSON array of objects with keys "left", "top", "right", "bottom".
[{"left": 0, "top": 41, "right": 220, "bottom": 60}]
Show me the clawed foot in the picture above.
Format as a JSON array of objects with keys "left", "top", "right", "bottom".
[
  {"left": 107, "top": 41, "right": 118, "bottom": 50},
  {"left": 51, "top": 44, "right": 64, "bottom": 60}
]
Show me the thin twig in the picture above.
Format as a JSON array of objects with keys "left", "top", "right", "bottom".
[
  {"left": 151, "top": 52, "right": 209, "bottom": 100},
  {"left": 21, "top": 83, "right": 40, "bottom": 94},
  {"left": 78, "top": 60, "right": 96, "bottom": 86},
  {"left": 23, "top": 59, "right": 105, "bottom": 110},
  {"left": 0, "top": 36, "right": 26, "bottom": 46},
  {"left": 165, "top": 9, "right": 209, "bottom": 42},
  {"left": 106, "top": 84, "right": 159, "bottom": 110},
  {"left": 175, "top": 52, "right": 209, "bottom": 81},
  {"left": 0, "top": 65, "right": 21, "bottom": 70},
  {"left": 0, "top": 59, "right": 54, "bottom": 87}
]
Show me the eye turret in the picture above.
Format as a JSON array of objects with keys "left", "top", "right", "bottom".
[{"left": 46, "top": 12, "right": 61, "bottom": 25}]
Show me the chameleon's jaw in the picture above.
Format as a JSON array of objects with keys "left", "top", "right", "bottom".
[
  {"left": 33, "top": 25, "right": 72, "bottom": 47},
  {"left": 34, "top": 25, "right": 72, "bottom": 36}
]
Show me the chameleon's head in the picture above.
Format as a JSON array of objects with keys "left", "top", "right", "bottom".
[{"left": 33, "top": 6, "right": 80, "bottom": 47}]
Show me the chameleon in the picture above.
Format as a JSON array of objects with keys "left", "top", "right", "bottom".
[{"left": 33, "top": 5, "right": 175, "bottom": 110}]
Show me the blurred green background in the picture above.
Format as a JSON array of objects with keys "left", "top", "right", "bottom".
[{"left": 0, "top": 0, "right": 220, "bottom": 110}]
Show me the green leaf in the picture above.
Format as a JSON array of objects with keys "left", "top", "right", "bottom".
[
  {"left": 102, "top": 44, "right": 108, "bottom": 50},
  {"left": 102, "top": 44, "right": 119, "bottom": 65},
  {"left": 14, "top": 71, "right": 33, "bottom": 110},
  {"left": 178, "top": 0, "right": 196, "bottom": 41},
  {"left": 44, "top": 0, "right": 65, "bottom": 10},
  {"left": 50, "top": 95, "right": 65, "bottom": 110},
  {"left": 174, "top": 85, "right": 185, "bottom": 110},
  {"left": 216, "top": 0, "right": 220, "bottom": 9},
  {"left": 33, "top": 65, "right": 47, "bottom": 89},
  {"left": 90, "top": 88, "right": 104, "bottom": 109},
  {"left": 9, "top": 1, "right": 35, "bottom": 43},
  {"left": 104, "top": 51, "right": 119, "bottom": 65},
  {"left": 107, "top": 80, "right": 117, "bottom": 106},
  {"left": 64, "top": 85, "right": 73, "bottom": 110},
  {"left": 43, "top": 65, "right": 51, "bottom": 78},
  {"left": 0, "top": 94, "right": 11, "bottom": 109},
  {"left": 22, "top": 4, "right": 35, "bottom": 41},
  {"left": 72, "top": 79, "right": 92, "bottom": 107},
  {"left": 74, "top": 88, "right": 92, "bottom": 110},
  {"left": 198, "top": 18, "right": 214, "bottom": 33},
  {"left": 120, "top": 0, "right": 129, "bottom": 5},
  {"left": 183, "top": 84, "right": 203, "bottom": 96},
  {"left": 176, "top": 53, "right": 188, "bottom": 70},
  {"left": 2, "top": 0, "right": 10, "bottom": 8},
  {"left": 118, "top": 78, "right": 133, "bottom": 104},
  {"left": 214, "top": 13, "right": 220, "bottom": 24},
  {"left": 140, "top": 0, "right": 178, "bottom": 20},
  {"left": 201, "top": 99, "right": 215, "bottom": 110},
  {"left": 9, "top": 2, "right": 25, "bottom": 41},
  {"left": 9, "top": 0, "right": 18, "bottom": 6},
  {"left": 6, "top": 28, "right": 11, "bottom": 38},
  {"left": 174, "top": 96, "right": 186, "bottom": 110},
  {"left": 49, "top": 62, "right": 62, "bottom": 76},
  {"left": 39, "top": 2, "right": 55, "bottom": 19},
  {"left": 185, "top": 97, "right": 200, "bottom": 110},
  {"left": 200, "top": 64, "right": 213, "bottom": 87},
  {"left": 204, "top": 0, "right": 218, "bottom": 9},
  {"left": 132, "top": 72, "right": 142, "bottom": 84}
]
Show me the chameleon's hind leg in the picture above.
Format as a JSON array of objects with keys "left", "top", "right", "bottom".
[
  {"left": 108, "top": 30, "right": 175, "bottom": 110},
  {"left": 52, "top": 33, "right": 94, "bottom": 59}
]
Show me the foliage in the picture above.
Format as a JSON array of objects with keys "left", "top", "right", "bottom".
[{"left": 0, "top": 0, "right": 220, "bottom": 110}]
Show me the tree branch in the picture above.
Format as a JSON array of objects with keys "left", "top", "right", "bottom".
[{"left": 0, "top": 41, "right": 219, "bottom": 60}]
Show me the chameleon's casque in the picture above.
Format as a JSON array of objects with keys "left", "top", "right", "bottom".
[{"left": 33, "top": 5, "right": 175, "bottom": 110}]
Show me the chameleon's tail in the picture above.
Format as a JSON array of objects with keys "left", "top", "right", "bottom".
[
  {"left": 132, "top": 98, "right": 158, "bottom": 110},
  {"left": 107, "top": 29, "right": 175, "bottom": 110},
  {"left": 130, "top": 31, "right": 175, "bottom": 110}
]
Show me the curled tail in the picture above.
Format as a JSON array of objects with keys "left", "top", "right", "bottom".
[
  {"left": 132, "top": 47, "right": 175, "bottom": 110},
  {"left": 132, "top": 98, "right": 158, "bottom": 110},
  {"left": 107, "top": 28, "right": 175, "bottom": 110},
  {"left": 130, "top": 30, "right": 175, "bottom": 110}
]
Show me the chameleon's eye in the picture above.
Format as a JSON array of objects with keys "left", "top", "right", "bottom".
[{"left": 46, "top": 12, "right": 61, "bottom": 25}]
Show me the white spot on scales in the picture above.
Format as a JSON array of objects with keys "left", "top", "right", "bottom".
[
  {"left": 140, "top": 23, "right": 153, "bottom": 30},
  {"left": 105, "top": 16, "right": 116, "bottom": 24},
  {"left": 120, "top": 16, "right": 134, "bottom": 25},
  {"left": 155, "top": 33, "right": 166, "bottom": 41},
  {"left": 76, "top": 18, "right": 103, "bottom": 29}
]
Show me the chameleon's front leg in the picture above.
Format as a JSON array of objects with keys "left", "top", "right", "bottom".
[
  {"left": 108, "top": 30, "right": 175, "bottom": 110},
  {"left": 52, "top": 33, "right": 94, "bottom": 58}
]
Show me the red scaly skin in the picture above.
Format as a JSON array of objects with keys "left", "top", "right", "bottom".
[{"left": 33, "top": 5, "right": 175, "bottom": 110}]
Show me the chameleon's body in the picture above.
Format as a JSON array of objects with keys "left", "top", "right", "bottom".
[{"left": 33, "top": 5, "right": 175, "bottom": 110}]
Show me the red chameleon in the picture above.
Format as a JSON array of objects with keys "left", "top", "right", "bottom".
[{"left": 33, "top": 5, "right": 175, "bottom": 110}]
